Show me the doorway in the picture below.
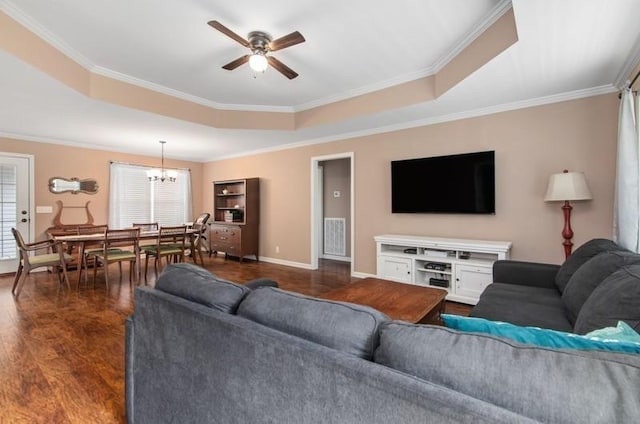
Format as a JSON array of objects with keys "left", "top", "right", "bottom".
[
  {"left": 0, "top": 153, "right": 34, "bottom": 274},
  {"left": 310, "top": 152, "right": 354, "bottom": 274}
]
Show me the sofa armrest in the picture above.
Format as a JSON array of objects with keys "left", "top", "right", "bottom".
[
  {"left": 492, "top": 260, "right": 560, "bottom": 289},
  {"left": 125, "top": 316, "right": 135, "bottom": 424},
  {"left": 244, "top": 278, "right": 279, "bottom": 290}
]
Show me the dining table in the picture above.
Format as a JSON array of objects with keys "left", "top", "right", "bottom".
[{"left": 49, "top": 228, "right": 200, "bottom": 287}]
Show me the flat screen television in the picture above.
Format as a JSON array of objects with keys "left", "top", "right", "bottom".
[{"left": 391, "top": 151, "right": 495, "bottom": 214}]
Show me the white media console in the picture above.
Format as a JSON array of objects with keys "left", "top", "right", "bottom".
[{"left": 374, "top": 234, "right": 512, "bottom": 305}]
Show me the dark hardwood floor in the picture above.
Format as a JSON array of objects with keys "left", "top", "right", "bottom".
[{"left": 0, "top": 256, "right": 470, "bottom": 423}]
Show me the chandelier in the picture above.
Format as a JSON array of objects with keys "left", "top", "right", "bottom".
[{"left": 147, "top": 140, "right": 177, "bottom": 182}]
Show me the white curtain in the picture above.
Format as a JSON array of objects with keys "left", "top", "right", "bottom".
[{"left": 613, "top": 88, "right": 640, "bottom": 252}]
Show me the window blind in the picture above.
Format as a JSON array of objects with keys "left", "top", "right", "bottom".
[
  {"left": 109, "top": 162, "right": 192, "bottom": 229},
  {"left": 0, "top": 165, "right": 17, "bottom": 259}
]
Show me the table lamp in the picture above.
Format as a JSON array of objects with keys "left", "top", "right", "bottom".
[{"left": 544, "top": 170, "right": 593, "bottom": 259}]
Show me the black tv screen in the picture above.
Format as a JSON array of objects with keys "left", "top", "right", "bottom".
[{"left": 391, "top": 151, "right": 495, "bottom": 214}]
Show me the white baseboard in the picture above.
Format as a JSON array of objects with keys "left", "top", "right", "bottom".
[
  {"left": 259, "top": 256, "right": 314, "bottom": 270},
  {"left": 352, "top": 271, "right": 377, "bottom": 279},
  {"left": 321, "top": 254, "right": 351, "bottom": 263},
  {"left": 251, "top": 256, "right": 374, "bottom": 279}
]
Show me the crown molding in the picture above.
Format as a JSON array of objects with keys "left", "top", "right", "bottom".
[
  {"left": 208, "top": 84, "right": 617, "bottom": 162},
  {"left": 430, "top": 0, "right": 513, "bottom": 75},
  {"left": 0, "top": 0, "right": 95, "bottom": 70},
  {"left": 0, "top": 131, "right": 204, "bottom": 162},
  {"left": 1, "top": 0, "right": 292, "bottom": 113},
  {"left": 291, "top": 0, "right": 513, "bottom": 112},
  {"left": 91, "top": 66, "right": 295, "bottom": 113},
  {"left": 2, "top": 85, "right": 617, "bottom": 164},
  {"left": 614, "top": 32, "right": 640, "bottom": 89},
  {"left": 291, "top": 69, "right": 435, "bottom": 112},
  {"left": 2, "top": 0, "right": 514, "bottom": 115}
]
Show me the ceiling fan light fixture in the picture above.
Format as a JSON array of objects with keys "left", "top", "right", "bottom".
[{"left": 249, "top": 52, "right": 268, "bottom": 73}]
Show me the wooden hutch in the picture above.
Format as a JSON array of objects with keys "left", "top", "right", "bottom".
[{"left": 210, "top": 178, "right": 259, "bottom": 262}]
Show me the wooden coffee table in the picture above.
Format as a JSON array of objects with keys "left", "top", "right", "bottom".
[{"left": 320, "top": 277, "right": 448, "bottom": 323}]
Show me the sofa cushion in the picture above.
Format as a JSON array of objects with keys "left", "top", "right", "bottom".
[
  {"left": 470, "top": 283, "right": 572, "bottom": 332},
  {"left": 442, "top": 314, "right": 640, "bottom": 354},
  {"left": 562, "top": 251, "right": 640, "bottom": 324},
  {"left": 574, "top": 264, "right": 640, "bottom": 334},
  {"left": 155, "top": 263, "right": 250, "bottom": 313},
  {"left": 374, "top": 321, "right": 640, "bottom": 423},
  {"left": 555, "top": 238, "right": 623, "bottom": 293},
  {"left": 237, "top": 287, "right": 389, "bottom": 359}
]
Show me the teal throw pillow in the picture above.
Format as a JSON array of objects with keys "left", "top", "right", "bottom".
[
  {"left": 441, "top": 314, "right": 640, "bottom": 354},
  {"left": 585, "top": 321, "right": 640, "bottom": 343}
]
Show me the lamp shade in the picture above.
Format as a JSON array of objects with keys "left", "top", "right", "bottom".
[{"left": 544, "top": 171, "right": 593, "bottom": 202}]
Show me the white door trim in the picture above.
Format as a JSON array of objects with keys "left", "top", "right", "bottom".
[
  {"left": 0, "top": 151, "right": 35, "bottom": 241},
  {"left": 0, "top": 152, "right": 35, "bottom": 274},
  {"left": 310, "top": 152, "right": 354, "bottom": 275}
]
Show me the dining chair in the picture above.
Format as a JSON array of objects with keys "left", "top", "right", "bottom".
[
  {"left": 134, "top": 222, "right": 160, "bottom": 259},
  {"left": 191, "top": 212, "right": 211, "bottom": 266},
  {"left": 11, "top": 227, "right": 73, "bottom": 298},
  {"left": 190, "top": 222, "right": 207, "bottom": 266},
  {"left": 92, "top": 228, "right": 140, "bottom": 289},
  {"left": 144, "top": 225, "right": 187, "bottom": 281},
  {"left": 77, "top": 225, "right": 109, "bottom": 286}
]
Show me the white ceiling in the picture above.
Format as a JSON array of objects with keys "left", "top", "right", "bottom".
[{"left": 1, "top": 0, "right": 639, "bottom": 162}]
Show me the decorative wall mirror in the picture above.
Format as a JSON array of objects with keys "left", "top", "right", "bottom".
[{"left": 48, "top": 177, "right": 99, "bottom": 195}]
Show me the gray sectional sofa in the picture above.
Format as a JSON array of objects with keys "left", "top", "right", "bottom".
[
  {"left": 126, "top": 260, "right": 640, "bottom": 424},
  {"left": 471, "top": 238, "right": 640, "bottom": 334}
]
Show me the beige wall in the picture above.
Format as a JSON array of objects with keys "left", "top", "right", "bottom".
[
  {"left": 1, "top": 93, "right": 618, "bottom": 273},
  {"left": 0, "top": 137, "right": 203, "bottom": 241},
  {"left": 321, "top": 158, "right": 351, "bottom": 258},
  {"left": 203, "top": 93, "right": 618, "bottom": 274}
]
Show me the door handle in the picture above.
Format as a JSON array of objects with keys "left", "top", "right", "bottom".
[{"left": 21, "top": 218, "right": 28, "bottom": 223}]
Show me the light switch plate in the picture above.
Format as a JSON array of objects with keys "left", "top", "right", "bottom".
[{"left": 36, "top": 206, "right": 53, "bottom": 213}]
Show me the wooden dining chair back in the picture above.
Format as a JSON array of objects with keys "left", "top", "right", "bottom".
[
  {"left": 191, "top": 222, "right": 207, "bottom": 266},
  {"left": 134, "top": 222, "right": 159, "bottom": 257},
  {"left": 193, "top": 213, "right": 210, "bottom": 259},
  {"left": 132, "top": 222, "right": 159, "bottom": 231},
  {"left": 11, "top": 227, "right": 73, "bottom": 297},
  {"left": 194, "top": 213, "right": 210, "bottom": 226},
  {"left": 77, "top": 225, "right": 109, "bottom": 285},
  {"left": 92, "top": 228, "right": 140, "bottom": 289},
  {"left": 144, "top": 225, "right": 187, "bottom": 281}
]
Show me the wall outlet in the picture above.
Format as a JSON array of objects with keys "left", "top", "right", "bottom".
[{"left": 275, "top": 246, "right": 280, "bottom": 254}]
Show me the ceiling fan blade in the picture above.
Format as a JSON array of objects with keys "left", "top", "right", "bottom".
[
  {"left": 208, "top": 20, "right": 249, "bottom": 48},
  {"left": 267, "top": 56, "right": 298, "bottom": 79},
  {"left": 269, "top": 31, "right": 305, "bottom": 51},
  {"left": 222, "top": 55, "right": 250, "bottom": 70}
]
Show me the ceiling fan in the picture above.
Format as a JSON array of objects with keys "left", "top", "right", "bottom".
[{"left": 208, "top": 20, "right": 305, "bottom": 79}]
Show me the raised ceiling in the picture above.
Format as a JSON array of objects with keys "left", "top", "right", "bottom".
[{"left": 0, "top": 0, "right": 639, "bottom": 161}]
